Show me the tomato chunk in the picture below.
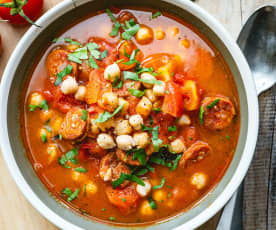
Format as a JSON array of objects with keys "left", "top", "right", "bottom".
[
  {"left": 162, "top": 82, "right": 183, "bottom": 117},
  {"left": 106, "top": 184, "right": 140, "bottom": 215}
]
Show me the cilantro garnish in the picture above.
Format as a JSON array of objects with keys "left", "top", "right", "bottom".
[
  {"left": 168, "top": 125, "right": 177, "bottom": 132},
  {"left": 81, "top": 110, "right": 88, "bottom": 121},
  {"left": 152, "top": 126, "right": 163, "bottom": 152},
  {"left": 54, "top": 64, "right": 73, "bottom": 86},
  {"left": 128, "top": 88, "right": 145, "bottom": 98},
  {"left": 148, "top": 197, "right": 157, "bottom": 209},
  {"left": 112, "top": 173, "right": 145, "bottom": 189},
  {"left": 123, "top": 49, "right": 140, "bottom": 65},
  {"left": 151, "top": 11, "right": 162, "bottom": 20},
  {"left": 152, "top": 177, "right": 165, "bottom": 190},
  {"left": 106, "top": 9, "right": 121, "bottom": 36},
  {"left": 74, "top": 167, "right": 87, "bottom": 173},
  {"left": 58, "top": 148, "right": 79, "bottom": 168},
  {"left": 62, "top": 188, "right": 80, "bottom": 202},
  {"left": 67, "top": 47, "right": 88, "bottom": 64},
  {"left": 64, "top": 38, "right": 82, "bottom": 46},
  {"left": 121, "top": 19, "right": 140, "bottom": 40},
  {"left": 94, "top": 103, "right": 125, "bottom": 123},
  {"left": 199, "top": 105, "right": 205, "bottom": 125},
  {"left": 123, "top": 71, "right": 162, "bottom": 85},
  {"left": 206, "top": 99, "right": 220, "bottom": 109}
]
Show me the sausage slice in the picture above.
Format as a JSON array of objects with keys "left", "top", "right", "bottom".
[
  {"left": 99, "top": 153, "right": 131, "bottom": 188},
  {"left": 201, "top": 96, "right": 236, "bottom": 130},
  {"left": 59, "top": 108, "right": 87, "bottom": 140},
  {"left": 46, "top": 49, "right": 78, "bottom": 83},
  {"left": 179, "top": 141, "right": 211, "bottom": 167}
]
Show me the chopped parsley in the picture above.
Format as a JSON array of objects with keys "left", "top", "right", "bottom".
[
  {"left": 74, "top": 167, "right": 87, "bottom": 173},
  {"left": 123, "top": 49, "right": 140, "bottom": 65},
  {"left": 199, "top": 105, "right": 205, "bottom": 125},
  {"left": 148, "top": 197, "right": 157, "bottom": 209},
  {"left": 151, "top": 11, "right": 162, "bottom": 20},
  {"left": 121, "top": 19, "right": 140, "bottom": 40},
  {"left": 40, "top": 132, "right": 47, "bottom": 143},
  {"left": 188, "top": 136, "right": 193, "bottom": 140},
  {"left": 153, "top": 108, "right": 161, "bottom": 113},
  {"left": 52, "top": 37, "right": 58, "bottom": 43},
  {"left": 55, "top": 65, "right": 73, "bottom": 86},
  {"left": 152, "top": 126, "right": 163, "bottom": 152},
  {"left": 136, "top": 67, "right": 154, "bottom": 74},
  {"left": 226, "top": 135, "right": 230, "bottom": 140},
  {"left": 87, "top": 42, "right": 101, "bottom": 60},
  {"left": 67, "top": 47, "right": 88, "bottom": 64},
  {"left": 62, "top": 188, "right": 80, "bottom": 202},
  {"left": 128, "top": 88, "right": 145, "bottom": 97},
  {"left": 112, "top": 76, "right": 123, "bottom": 89},
  {"left": 106, "top": 8, "right": 120, "bottom": 36},
  {"left": 64, "top": 38, "right": 81, "bottom": 46},
  {"left": 112, "top": 173, "right": 145, "bottom": 189},
  {"left": 94, "top": 103, "right": 125, "bottom": 123},
  {"left": 168, "top": 125, "right": 177, "bottom": 132},
  {"left": 124, "top": 71, "right": 162, "bottom": 85},
  {"left": 109, "top": 217, "right": 115, "bottom": 221},
  {"left": 122, "top": 198, "right": 126, "bottom": 202},
  {"left": 89, "top": 55, "right": 99, "bottom": 69},
  {"left": 29, "top": 100, "right": 49, "bottom": 112},
  {"left": 130, "top": 148, "right": 147, "bottom": 166},
  {"left": 45, "top": 126, "right": 52, "bottom": 133},
  {"left": 207, "top": 99, "right": 220, "bottom": 109},
  {"left": 58, "top": 148, "right": 79, "bottom": 168},
  {"left": 81, "top": 110, "right": 88, "bottom": 121},
  {"left": 152, "top": 177, "right": 165, "bottom": 190},
  {"left": 101, "top": 208, "right": 106, "bottom": 211},
  {"left": 101, "top": 49, "right": 108, "bottom": 59},
  {"left": 149, "top": 115, "right": 153, "bottom": 125},
  {"left": 168, "top": 136, "right": 175, "bottom": 140},
  {"left": 141, "top": 124, "right": 153, "bottom": 132}
]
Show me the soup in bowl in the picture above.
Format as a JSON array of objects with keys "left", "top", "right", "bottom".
[{"left": 22, "top": 6, "right": 240, "bottom": 225}]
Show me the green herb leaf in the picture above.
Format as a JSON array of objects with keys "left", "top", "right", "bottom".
[
  {"left": 67, "top": 55, "right": 82, "bottom": 64},
  {"left": 153, "top": 108, "right": 161, "bottom": 113},
  {"left": 45, "top": 126, "right": 52, "bottom": 133},
  {"left": 64, "top": 38, "right": 81, "bottom": 46},
  {"left": 136, "top": 67, "right": 154, "bottom": 74},
  {"left": 89, "top": 55, "right": 99, "bottom": 69},
  {"left": 206, "top": 99, "right": 220, "bottom": 109},
  {"left": 74, "top": 167, "right": 87, "bottom": 173},
  {"left": 101, "top": 49, "right": 108, "bottom": 59},
  {"left": 148, "top": 197, "right": 157, "bottom": 209},
  {"left": 28, "top": 104, "right": 37, "bottom": 111},
  {"left": 94, "top": 103, "right": 125, "bottom": 123},
  {"left": 131, "top": 148, "right": 147, "bottom": 166},
  {"left": 123, "top": 49, "right": 140, "bottom": 65},
  {"left": 152, "top": 177, "right": 165, "bottom": 190},
  {"left": 122, "top": 198, "right": 126, "bottom": 202},
  {"left": 109, "top": 217, "right": 115, "bottom": 221},
  {"left": 101, "top": 208, "right": 106, "bottom": 211},
  {"left": 106, "top": 9, "right": 121, "bottom": 36},
  {"left": 68, "top": 47, "right": 88, "bottom": 64},
  {"left": 168, "top": 125, "right": 177, "bottom": 132},
  {"left": 38, "top": 100, "right": 49, "bottom": 111},
  {"left": 128, "top": 88, "right": 145, "bottom": 98},
  {"left": 188, "top": 136, "right": 193, "bottom": 140},
  {"left": 87, "top": 43, "right": 101, "bottom": 60},
  {"left": 149, "top": 115, "right": 153, "bottom": 125},
  {"left": 58, "top": 148, "right": 79, "bottom": 168},
  {"left": 226, "top": 135, "right": 230, "bottom": 140},
  {"left": 170, "top": 154, "right": 182, "bottom": 171},
  {"left": 41, "top": 132, "right": 47, "bottom": 143},
  {"left": 124, "top": 71, "right": 162, "bottom": 85},
  {"left": 81, "top": 110, "right": 88, "bottom": 121},
  {"left": 52, "top": 37, "right": 58, "bottom": 43},
  {"left": 62, "top": 187, "right": 80, "bottom": 201},
  {"left": 199, "top": 105, "right": 205, "bottom": 125},
  {"left": 112, "top": 76, "right": 123, "bottom": 89},
  {"left": 152, "top": 126, "right": 163, "bottom": 152},
  {"left": 151, "top": 11, "right": 162, "bottom": 20},
  {"left": 168, "top": 136, "right": 175, "bottom": 140},
  {"left": 121, "top": 20, "right": 140, "bottom": 40},
  {"left": 55, "top": 64, "right": 73, "bottom": 86},
  {"left": 141, "top": 124, "right": 152, "bottom": 132},
  {"left": 112, "top": 173, "right": 145, "bottom": 189}
]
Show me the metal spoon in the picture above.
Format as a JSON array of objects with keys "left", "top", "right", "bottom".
[{"left": 216, "top": 5, "right": 276, "bottom": 230}]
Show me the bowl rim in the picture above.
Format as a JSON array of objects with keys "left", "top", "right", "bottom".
[{"left": 0, "top": 0, "right": 259, "bottom": 229}]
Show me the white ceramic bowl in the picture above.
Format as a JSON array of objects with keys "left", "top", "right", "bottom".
[{"left": 0, "top": 0, "right": 258, "bottom": 229}]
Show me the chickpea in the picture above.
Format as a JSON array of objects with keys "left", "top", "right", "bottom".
[
  {"left": 72, "top": 171, "right": 87, "bottom": 182},
  {"left": 84, "top": 181, "right": 98, "bottom": 196},
  {"left": 155, "top": 29, "right": 166, "bottom": 40},
  {"left": 135, "top": 25, "right": 154, "bottom": 45},
  {"left": 129, "top": 114, "right": 144, "bottom": 130},
  {"left": 145, "top": 89, "right": 158, "bottom": 102},
  {"left": 153, "top": 190, "right": 167, "bottom": 202},
  {"left": 170, "top": 138, "right": 186, "bottom": 153},
  {"left": 140, "top": 73, "right": 156, "bottom": 88},
  {"left": 114, "top": 119, "right": 132, "bottom": 135},
  {"left": 167, "top": 26, "right": 179, "bottom": 38},
  {"left": 140, "top": 200, "right": 155, "bottom": 216},
  {"left": 40, "top": 109, "right": 53, "bottom": 123},
  {"left": 60, "top": 76, "right": 78, "bottom": 95},
  {"left": 101, "top": 92, "right": 119, "bottom": 112},
  {"left": 118, "top": 97, "right": 129, "bottom": 115},
  {"left": 181, "top": 38, "right": 191, "bottom": 48},
  {"left": 74, "top": 86, "right": 87, "bottom": 101},
  {"left": 104, "top": 63, "right": 120, "bottom": 82},
  {"left": 136, "top": 96, "right": 152, "bottom": 117},
  {"left": 133, "top": 132, "right": 150, "bottom": 148},
  {"left": 47, "top": 144, "right": 59, "bottom": 164},
  {"left": 29, "top": 92, "right": 44, "bottom": 106},
  {"left": 116, "top": 135, "right": 136, "bottom": 151},
  {"left": 153, "top": 81, "right": 166, "bottom": 96},
  {"left": 136, "top": 180, "right": 151, "bottom": 197},
  {"left": 97, "top": 134, "right": 116, "bottom": 149},
  {"left": 191, "top": 172, "right": 207, "bottom": 189},
  {"left": 176, "top": 114, "right": 191, "bottom": 126}
]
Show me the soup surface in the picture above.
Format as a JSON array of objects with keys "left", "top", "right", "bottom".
[{"left": 22, "top": 7, "right": 240, "bottom": 225}]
